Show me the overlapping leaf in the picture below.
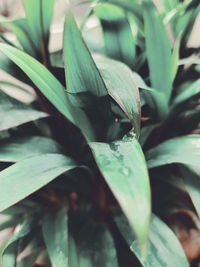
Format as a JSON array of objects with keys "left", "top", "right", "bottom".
[
  {"left": 95, "top": 3, "right": 135, "bottom": 67},
  {"left": 0, "top": 44, "right": 94, "bottom": 140},
  {"left": 0, "top": 153, "right": 76, "bottom": 212},
  {"left": 0, "top": 90, "right": 48, "bottom": 131}
]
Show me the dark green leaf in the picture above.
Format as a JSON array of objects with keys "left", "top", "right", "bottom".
[
  {"left": 146, "top": 135, "right": 200, "bottom": 168},
  {"left": 180, "top": 165, "right": 200, "bottom": 218},
  {"left": 131, "top": 215, "right": 189, "bottom": 267},
  {"left": 1, "top": 216, "right": 37, "bottom": 267},
  {"left": 95, "top": 55, "right": 140, "bottom": 137},
  {"left": 0, "top": 136, "right": 62, "bottom": 162},
  {"left": 42, "top": 207, "right": 68, "bottom": 267},
  {"left": 143, "top": 1, "right": 172, "bottom": 118},
  {"left": 0, "top": 90, "right": 48, "bottom": 131},
  {"left": 0, "top": 153, "right": 76, "bottom": 212},
  {"left": 90, "top": 135, "right": 151, "bottom": 250},
  {"left": 0, "top": 44, "right": 94, "bottom": 141},
  {"left": 63, "top": 12, "right": 108, "bottom": 100},
  {"left": 69, "top": 211, "right": 118, "bottom": 267},
  {"left": 172, "top": 78, "right": 200, "bottom": 106},
  {"left": 95, "top": 3, "right": 135, "bottom": 67}
]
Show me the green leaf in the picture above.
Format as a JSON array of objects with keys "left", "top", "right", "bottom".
[
  {"left": 0, "top": 90, "right": 48, "bottom": 131},
  {"left": 0, "top": 17, "right": 36, "bottom": 56},
  {"left": 170, "top": 34, "right": 181, "bottom": 83},
  {"left": 95, "top": 55, "right": 141, "bottom": 137},
  {"left": 69, "top": 211, "right": 118, "bottom": 267},
  {"left": 63, "top": 12, "right": 112, "bottom": 140},
  {"left": 0, "top": 136, "right": 62, "bottom": 162},
  {"left": 172, "top": 78, "right": 200, "bottom": 106},
  {"left": 180, "top": 165, "right": 200, "bottom": 218},
  {"left": 0, "top": 153, "right": 76, "bottom": 212},
  {"left": 95, "top": 3, "right": 135, "bottom": 68},
  {"left": 143, "top": 1, "right": 172, "bottom": 118},
  {"left": 0, "top": 51, "right": 27, "bottom": 82},
  {"left": 146, "top": 135, "right": 200, "bottom": 168},
  {"left": 22, "top": 0, "right": 55, "bottom": 48},
  {"left": 42, "top": 207, "right": 68, "bottom": 267},
  {"left": 90, "top": 135, "right": 151, "bottom": 250},
  {"left": 16, "top": 236, "right": 43, "bottom": 267},
  {"left": 0, "top": 44, "right": 94, "bottom": 141},
  {"left": 63, "top": 12, "right": 108, "bottom": 100},
  {"left": 107, "top": 0, "right": 142, "bottom": 20},
  {"left": 0, "top": 216, "right": 20, "bottom": 231},
  {"left": 1, "top": 216, "right": 38, "bottom": 267},
  {"left": 131, "top": 215, "right": 189, "bottom": 267}
]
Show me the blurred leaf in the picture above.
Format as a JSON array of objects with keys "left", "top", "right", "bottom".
[
  {"left": 146, "top": 135, "right": 200, "bottom": 168},
  {"left": 0, "top": 153, "right": 76, "bottom": 212},
  {"left": 139, "top": 125, "right": 155, "bottom": 147},
  {"left": 172, "top": 78, "right": 200, "bottom": 106},
  {"left": 143, "top": 1, "right": 172, "bottom": 118},
  {"left": 0, "top": 216, "right": 20, "bottom": 231},
  {"left": 162, "top": 0, "right": 179, "bottom": 12},
  {"left": 95, "top": 56, "right": 141, "bottom": 137},
  {"left": 1, "top": 216, "right": 37, "bottom": 267},
  {"left": 90, "top": 135, "right": 151, "bottom": 251},
  {"left": 0, "top": 90, "right": 48, "bottom": 131},
  {"left": 95, "top": 3, "right": 135, "bottom": 68},
  {"left": 0, "top": 136, "right": 62, "bottom": 162},
  {"left": 107, "top": 0, "right": 142, "bottom": 19},
  {"left": 170, "top": 34, "right": 181, "bottom": 83},
  {"left": 42, "top": 207, "right": 68, "bottom": 267},
  {"left": 0, "top": 44, "right": 94, "bottom": 141},
  {"left": 179, "top": 57, "right": 200, "bottom": 66},
  {"left": 0, "top": 51, "right": 27, "bottom": 82},
  {"left": 131, "top": 215, "right": 189, "bottom": 267},
  {"left": 180, "top": 165, "right": 200, "bottom": 218},
  {"left": 22, "top": 0, "right": 55, "bottom": 48},
  {"left": 0, "top": 17, "right": 36, "bottom": 56},
  {"left": 16, "top": 236, "right": 43, "bottom": 267},
  {"left": 69, "top": 211, "right": 118, "bottom": 267}
]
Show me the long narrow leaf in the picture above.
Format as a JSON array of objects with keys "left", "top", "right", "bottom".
[
  {"left": 0, "top": 153, "right": 76, "bottom": 212},
  {"left": 90, "top": 135, "right": 151, "bottom": 251},
  {"left": 0, "top": 136, "right": 62, "bottom": 162},
  {"left": 42, "top": 207, "right": 68, "bottom": 267},
  {"left": 95, "top": 3, "right": 135, "bottom": 68},
  {"left": 146, "top": 135, "right": 200, "bottom": 168},
  {"left": 143, "top": 1, "right": 172, "bottom": 118},
  {"left": 0, "top": 44, "right": 94, "bottom": 140}
]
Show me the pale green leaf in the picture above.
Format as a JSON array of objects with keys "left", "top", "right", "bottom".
[{"left": 146, "top": 135, "right": 200, "bottom": 168}]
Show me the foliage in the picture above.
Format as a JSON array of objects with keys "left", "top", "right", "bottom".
[{"left": 0, "top": 0, "right": 199, "bottom": 266}]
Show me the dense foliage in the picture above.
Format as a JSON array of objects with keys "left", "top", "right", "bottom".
[{"left": 0, "top": 0, "right": 199, "bottom": 266}]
